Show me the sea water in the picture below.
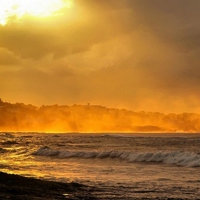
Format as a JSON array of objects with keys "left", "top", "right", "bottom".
[{"left": 0, "top": 132, "right": 200, "bottom": 199}]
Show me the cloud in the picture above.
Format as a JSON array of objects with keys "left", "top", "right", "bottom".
[
  {"left": 0, "top": 0, "right": 138, "bottom": 60},
  {"left": 0, "top": 0, "right": 199, "bottom": 60},
  {"left": 0, "top": 0, "right": 200, "bottom": 113},
  {"left": 0, "top": 48, "right": 21, "bottom": 66}
]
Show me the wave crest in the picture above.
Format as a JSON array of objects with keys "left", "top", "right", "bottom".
[{"left": 32, "top": 147, "right": 200, "bottom": 167}]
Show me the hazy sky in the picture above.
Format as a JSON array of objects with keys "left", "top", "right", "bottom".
[{"left": 0, "top": 0, "right": 200, "bottom": 113}]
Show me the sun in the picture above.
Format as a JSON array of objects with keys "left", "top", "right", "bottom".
[{"left": 0, "top": 0, "right": 73, "bottom": 25}]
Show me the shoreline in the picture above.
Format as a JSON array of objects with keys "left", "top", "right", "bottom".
[{"left": 0, "top": 172, "right": 97, "bottom": 199}]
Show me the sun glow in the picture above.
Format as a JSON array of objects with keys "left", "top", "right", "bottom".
[{"left": 0, "top": 0, "right": 73, "bottom": 25}]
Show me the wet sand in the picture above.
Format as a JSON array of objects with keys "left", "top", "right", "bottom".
[
  {"left": 0, "top": 172, "right": 96, "bottom": 200},
  {"left": 0, "top": 172, "right": 191, "bottom": 200}
]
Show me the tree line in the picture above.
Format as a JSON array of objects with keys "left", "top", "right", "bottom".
[{"left": 0, "top": 99, "right": 200, "bottom": 132}]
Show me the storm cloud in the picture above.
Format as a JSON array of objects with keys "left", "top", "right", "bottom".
[{"left": 0, "top": 0, "right": 200, "bottom": 113}]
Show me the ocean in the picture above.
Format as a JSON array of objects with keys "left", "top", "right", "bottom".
[{"left": 0, "top": 132, "right": 200, "bottom": 199}]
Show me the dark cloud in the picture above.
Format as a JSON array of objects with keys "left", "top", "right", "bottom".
[
  {"left": 0, "top": 23, "right": 63, "bottom": 59},
  {"left": 0, "top": 6, "right": 132, "bottom": 59},
  {"left": 0, "top": 0, "right": 199, "bottom": 60},
  {"left": 0, "top": 0, "right": 138, "bottom": 60}
]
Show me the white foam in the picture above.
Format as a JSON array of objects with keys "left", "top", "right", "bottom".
[{"left": 33, "top": 147, "right": 200, "bottom": 167}]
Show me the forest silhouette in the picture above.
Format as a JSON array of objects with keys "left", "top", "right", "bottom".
[{"left": 0, "top": 99, "right": 200, "bottom": 133}]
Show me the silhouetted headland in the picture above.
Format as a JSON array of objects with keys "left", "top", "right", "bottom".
[{"left": 0, "top": 99, "right": 200, "bottom": 132}]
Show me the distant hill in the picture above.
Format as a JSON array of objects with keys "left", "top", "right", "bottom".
[{"left": 0, "top": 99, "right": 200, "bottom": 132}]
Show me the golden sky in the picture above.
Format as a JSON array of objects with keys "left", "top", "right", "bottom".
[{"left": 0, "top": 0, "right": 200, "bottom": 113}]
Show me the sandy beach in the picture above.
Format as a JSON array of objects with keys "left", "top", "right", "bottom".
[{"left": 0, "top": 172, "right": 97, "bottom": 200}]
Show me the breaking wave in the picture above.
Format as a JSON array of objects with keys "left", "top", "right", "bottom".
[{"left": 33, "top": 146, "right": 200, "bottom": 168}]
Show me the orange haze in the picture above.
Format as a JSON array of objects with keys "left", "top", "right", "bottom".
[{"left": 1, "top": 100, "right": 200, "bottom": 133}]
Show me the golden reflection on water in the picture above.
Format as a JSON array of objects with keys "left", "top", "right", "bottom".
[{"left": 0, "top": 148, "right": 83, "bottom": 182}]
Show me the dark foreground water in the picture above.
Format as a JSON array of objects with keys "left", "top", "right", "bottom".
[{"left": 0, "top": 132, "right": 200, "bottom": 199}]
